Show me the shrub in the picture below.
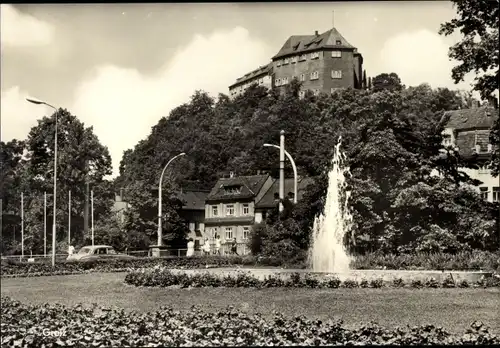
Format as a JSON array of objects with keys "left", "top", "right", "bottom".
[
  {"left": 392, "top": 277, "right": 405, "bottom": 288},
  {"left": 370, "top": 278, "right": 384, "bottom": 288}
]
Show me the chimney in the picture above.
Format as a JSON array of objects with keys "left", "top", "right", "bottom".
[{"left": 315, "top": 30, "right": 319, "bottom": 36}]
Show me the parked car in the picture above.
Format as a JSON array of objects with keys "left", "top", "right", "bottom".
[{"left": 66, "top": 245, "right": 135, "bottom": 262}]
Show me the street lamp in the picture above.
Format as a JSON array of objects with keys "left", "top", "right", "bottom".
[
  {"left": 157, "top": 152, "right": 186, "bottom": 246},
  {"left": 26, "top": 97, "right": 58, "bottom": 267},
  {"left": 263, "top": 143, "right": 298, "bottom": 204}
]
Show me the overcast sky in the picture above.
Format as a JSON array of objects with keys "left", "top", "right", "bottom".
[{"left": 1, "top": 2, "right": 475, "bottom": 177}]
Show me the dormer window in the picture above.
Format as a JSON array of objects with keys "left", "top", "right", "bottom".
[{"left": 224, "top": 185, "right": 241, "bottom": 195}]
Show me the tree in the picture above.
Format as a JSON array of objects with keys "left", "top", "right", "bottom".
[
  {"left": 372, "top": 73, "right": 404, "bottom": 93},
  {"left": 0, "top": 139, "right": 26, "bottom": 252},
  {"left": 439, "top": 0, "right": 499, "bottom": 100},
  {"left": 488, "top": 117, "right": 500, "bottom": 177},
  {"left": 21, "top": 109, "right": 114, "bottom": 252}
]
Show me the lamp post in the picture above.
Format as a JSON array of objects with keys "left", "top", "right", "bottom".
[
  {"left": 26, "top": 97, "right": 58, "bottom": 267},
  {"left": 157, "top": 153, "right": 186, "bottom": 246},
  {"left": 263, "top": 143, "right": 298, "bottom": 203}
]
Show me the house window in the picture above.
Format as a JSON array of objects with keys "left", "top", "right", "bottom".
[
  {"left": 313, "top": 89, "right": 320, "bottom": 96},
  {"left": 291, "top": 56, "right": 298, "bottom": 64},
  {"left": 300, "top": 74, "right": 306, "bottom": 82},
  {"left": 479, "top": 187, "right": 488, "bottom": 200},
  {"left": 330, "top": 87, "right": 340, "bottom": 93},
  {"left": 212, "top": 205, "right": 218, "bottom": 217},
  {"left": 299, "top": 54, "right": 307, "bottom": 61},
  {"left": 212, "top": 227, "right": 219, "bottom": 238},
  {"left": 283, "top": 77, "right": 289, "bottom": 85},
  {"left": 331, "top": 70, "right": 342, "bottom": 79},
  {"left": 299, "top": 90, "right": 306, "bottom": 98},
  {"left": 310, "top": 52, "right": 320, "bottom": 59},
  {"left": 225, "top": 227, "right": 233, "bottom": 240},
  {"left": 336, "top": 40, "right": 342, "bottom": 45},
  {"left": 331, "top": 50, "right": 342, "bottom": 58},
  {"left": 275, "top": 78, "right": 280, "bottom": 86},
  {"left": 493, "top": 187, "right": 499, "bottom": 202},
  {"left": 243, "top": 227, "right": 250, "bottom": 240},
  {"left": 310, "top": 71, "right": 319, "bottom": 80},
  {"left": 226, "top": 204, "right": 234, "bottom": 216},
  {"left": 277, "top": 60, "right": 282, "bottom": 67},
  {"left": 242, "top": 204, "right": 249, "bottom": 215},
  {"left": 283, "top": 58, "right": 290, "bottom": 65}
]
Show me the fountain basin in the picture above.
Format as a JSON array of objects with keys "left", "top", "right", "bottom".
[{"left": 168, "top": 268, "right": 492, "bottom": 284}]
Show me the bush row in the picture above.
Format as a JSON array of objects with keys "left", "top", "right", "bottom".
[
  {"left": 2, "top": 250, "right": 499, "bottom": 278},
  {"left": 0, "top": 256, "right": 246, "bottom": 277},
  {"left": 124, "top": 268, "right": 500, "bottom": 289},
  {"left": 1, "top": 296, "right": 498, "bottom": 346}
]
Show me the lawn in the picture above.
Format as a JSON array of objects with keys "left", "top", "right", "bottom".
[{"left": 1, "top": 272, "right": 499, "bottom": 335}]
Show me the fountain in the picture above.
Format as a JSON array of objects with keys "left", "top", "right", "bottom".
[
  {"left": 309, "top": 137, "right": 353, "bottom": 273},
  {"left": 170, "top": 138, "right": 492, "bottom": 284}
]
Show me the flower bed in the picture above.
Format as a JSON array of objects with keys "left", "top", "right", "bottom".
[
  {"left": 1, "top": 296, "right": 498, "bottom": 346},
  {"left": 2, "top": 250, "right": 499, "bottom": 278},
  {"left": 124, "top": 268, "right": 500, "bottom": 289},
  {"left": 0, "top": 256, "right": 247, "bottom": 278}
]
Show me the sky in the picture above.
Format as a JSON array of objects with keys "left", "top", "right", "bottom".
[{"left": 1, "top": 2, "right": 477, "bottom": 177}]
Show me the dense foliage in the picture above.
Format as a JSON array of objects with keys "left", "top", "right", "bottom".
[
  {"left": 124, "top": 267, "right": 500, "bottom": 289},
  {"left": 1, "top": 109, "right": 114, "bottom": 255},
  {"left": 2, "top": 296, "right": 498, "bottom": 346},
  {"left": 439, "top": 0, "right": 499, "bottom": 101}
]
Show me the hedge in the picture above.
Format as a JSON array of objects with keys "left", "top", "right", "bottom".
[
  {"left": 2, "top": 251, "right": 499, "bottom": 278},
  {"left": 1, "top": 296, "right": 498, "bottom": 346},
  {"left": 123, "top": 268, "right": 500, "bottom": 289}
]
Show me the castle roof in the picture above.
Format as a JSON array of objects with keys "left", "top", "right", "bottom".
[
  {"left": 272, "top": 27, "right": 357, "bottom": 60},
  {"left": 229, "top": 63, "right": 273, "bottom": 89}
]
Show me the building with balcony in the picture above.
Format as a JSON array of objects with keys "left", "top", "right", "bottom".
[
  {"left": 439, "top": 103, "right": 499, "bottom": 202},
  {"left": 204, "top": 174, "right": 274, "bottom": 255},
  {"left": 228, "top": 26, "right": 365, "bottom": 98}
]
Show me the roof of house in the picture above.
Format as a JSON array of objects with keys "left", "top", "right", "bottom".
[
  {"left": 272, "top": 27, "right": 357, "bottom": 60},
  {"left": 443, "top": 107, "right": 498, "bottom": 130},
  {"left": 206, "top": 174, "right": 270, "bottom": 202},
  {"left": 255, "top": 177, "right": 314, "bottom": 208},
  {"left": 177, "top": 190, "right": 209, "bottom": 210},
  {"left": 229, "top": 63, "right": 273, "bottom": 89}
]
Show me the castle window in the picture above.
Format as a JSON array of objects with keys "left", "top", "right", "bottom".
[
  {"left": 331, "top": 70, "right": 342, "bottom": 79},
  {"left": 310, "top": 71, "right": 319, "bottom": 80},
  {"left": 331, "top": 50, "right": 342, "bottom": 58}
]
